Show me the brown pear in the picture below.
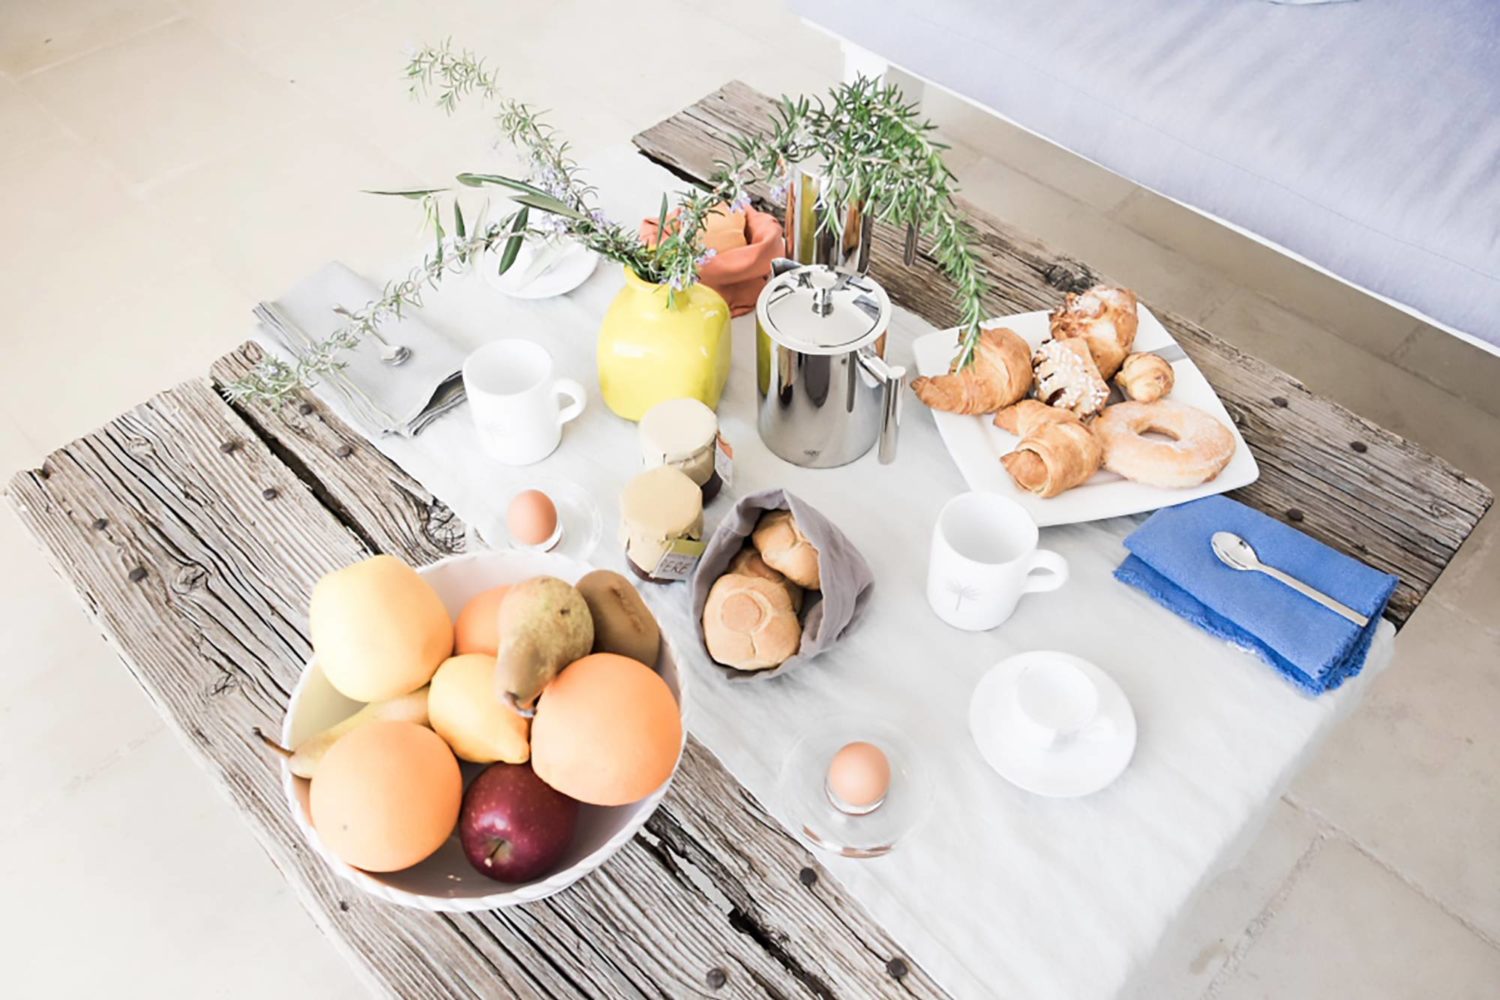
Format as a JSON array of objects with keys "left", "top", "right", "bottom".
[{"left": 494, "top": 576, "right": 593, "bottom": 712}]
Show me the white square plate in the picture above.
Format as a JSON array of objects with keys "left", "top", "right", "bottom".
[{"left": 911, "top": 305, "right": 1259, "bottom": 526}]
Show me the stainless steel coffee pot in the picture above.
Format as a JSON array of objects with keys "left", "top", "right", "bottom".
[{"left": 755, "top": 260, "right": 903, "bottom": 468}]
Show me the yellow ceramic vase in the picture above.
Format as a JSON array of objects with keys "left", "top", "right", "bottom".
[{"left": 597, "top": 268, "right": 732, "bottom": 421}]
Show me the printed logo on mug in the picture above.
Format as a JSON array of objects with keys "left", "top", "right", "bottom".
[
  {"left": 927, "top": 492, "right": 1068, "bottom": 631},
  {"left": 463, "top": 339, "right": 585, "bottom": 466}
]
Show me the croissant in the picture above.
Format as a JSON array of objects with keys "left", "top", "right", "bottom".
[
  {"left": 994, "top": 399, "right": 1082, "bottom": 436},
  {"left": 912, "top": 325, "right": 1032, "bottom": 415},
  {"left": 1050, "top": 285, "right": 1139, "bottom": 379},
  {"left": 1001, "top": 421, "right": 1104, "bottom": 498},
  {"left": 1115, "top": 352, "right": 1174, "bottom": 403}
]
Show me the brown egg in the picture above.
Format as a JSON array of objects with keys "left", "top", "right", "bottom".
[
  {"left": 507, "top": 490, "right": 558, "bottom": 547},
  {"left": 454, "top": 585, "right": 510, "bottom": 656},
  {"left": 530, "top": 653, "right": 682, "bottom": 806},
  {"left": 310, "top": 720, "right": 462, "bottom": 873},
  {"left": 826, "top": 741, "right": 890, "bottom": 813}
]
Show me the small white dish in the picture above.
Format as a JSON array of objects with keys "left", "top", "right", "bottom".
[
  {"left": 482, "top": 237, "right": 598, "bottom": 300},
  {"left": 968, "top": 651, "right": 1136, "bottom": 798},
  {"left": 469, "top": 475, "right": 604, "bottom": 562},
  {"left": 776, "top": 714, "right": 934, "bottom": 858},
  {"left": 910, "top": 304, "right": 1259, "bottom": 526}
]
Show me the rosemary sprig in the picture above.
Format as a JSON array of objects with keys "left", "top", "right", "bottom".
[
  {"left": 226, "top": 43, "right": 987, "bottom": 405},
  {"left": 408, "top": 40, "right": 714, "bottom": 298},
  {"left": 711, "top": 77, "right": 989, "bottom": 366},
  {"left": 224, "top": 224, "right": 511, "bottom": 404}
]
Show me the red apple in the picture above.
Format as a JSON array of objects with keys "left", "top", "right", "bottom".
[{"left": 459, "top": 762, "right": 579, "bottom": 883}]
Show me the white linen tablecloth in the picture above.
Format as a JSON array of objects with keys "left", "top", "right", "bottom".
[{"left": 262, "top": 146, "right": 1393, "bottom": 999}]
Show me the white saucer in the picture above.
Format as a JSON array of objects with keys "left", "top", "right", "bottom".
[
  {"left": 483, "top": 237, "right": 599, "bottom": 300},
  {"left": 969, "top": 651, "right": 1137, "bottom": 798}
]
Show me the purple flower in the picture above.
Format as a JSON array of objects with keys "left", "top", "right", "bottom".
[
  {"left": 695, "top": 247, "right": 717, "bottom": 267},
  {"left": 728, "top": 192, "right": 752, "bottom": 214}
]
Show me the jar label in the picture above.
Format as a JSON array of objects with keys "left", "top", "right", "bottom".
[
  {"left": 715, "top": 433, "right": 734, "bottom": 488},
  {"left": 652, "top": 537, "right": 707, "bottom": 581}
]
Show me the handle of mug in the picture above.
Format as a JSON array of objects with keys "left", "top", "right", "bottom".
[
  {"left": 1022, "top": 549, "right": 1069, "bottom": 593},
  {"left": 554, "top": 378, "right": 586, "bottom": 426}
]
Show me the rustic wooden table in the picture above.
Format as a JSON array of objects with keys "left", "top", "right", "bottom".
[{"left": 6, "top": 84, "right": 1491, "bottom": 999}]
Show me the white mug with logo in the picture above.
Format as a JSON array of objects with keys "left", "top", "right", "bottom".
[
  {"left": 463, "top": 339, "right": 585, "bottom": 465},
  {"left": 926, "top": 492, "right": 1068, "bottom": 631}
]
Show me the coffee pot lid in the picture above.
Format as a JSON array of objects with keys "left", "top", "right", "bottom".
[{"left": 756, "top": 264, "right": 892, "bottom": 355}]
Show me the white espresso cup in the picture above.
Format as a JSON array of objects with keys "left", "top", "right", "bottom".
[
  {"left": 463, "top": 339, "right": 585, "bottom": 465},
  {"left": 926, "top": 492, "right": 1068, "bottom": 631},
  {"left": 1012, "top": 656, "right": 1115, "bottom": 750}
]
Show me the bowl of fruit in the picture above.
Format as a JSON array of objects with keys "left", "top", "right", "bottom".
[{"left": 273, "top": 549, "right": 687, "bottom": 910}]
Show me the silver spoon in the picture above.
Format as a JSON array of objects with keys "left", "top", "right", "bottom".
[
  {"left": 1211, "top": 531, "right": 1369, "bottom": 627},
  {"left": 367, "top": 329, "right": 410, "bottom": 366}
]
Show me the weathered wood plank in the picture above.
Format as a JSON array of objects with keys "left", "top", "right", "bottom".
[
  {"left": 210, "top": 343, "right": 465, "bottom": 564},
  {"left": 632, "top": 81, "right": 1494, "bottom": 626},
  {"left": 6, "top": 370, "right": 947, "bottom": 999}
]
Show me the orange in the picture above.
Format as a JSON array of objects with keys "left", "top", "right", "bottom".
[
  {"left": 530, "top": 653, "right": 682, "bottom": 806},
  {"left": 310, "top": 720, "right": 461, "bottom": 872},
  {"left": 453, "top": 584, "right": 510, "bottom": 657}
]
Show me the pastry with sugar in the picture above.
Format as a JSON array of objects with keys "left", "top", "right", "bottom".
[
  {"left": 1049, "top": 284, "right": 1139, "bottom": 379},
  {"left": 1032, "top": 339, "right": 1110, "bottom": 419},
  {"left": 1094, "top": 400, "right": 1235, "bottom": 488}
]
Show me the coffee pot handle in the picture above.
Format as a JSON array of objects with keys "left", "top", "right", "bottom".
[{"left": 857, "top": 351, "right": 905, "bottom": 464}]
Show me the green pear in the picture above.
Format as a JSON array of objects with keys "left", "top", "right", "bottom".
[
  {"left": 494, "top": 577, "right": 594, "bottom": 713},
  {"left": 260, "top": 686, "right": 430, "bottom": 778}
]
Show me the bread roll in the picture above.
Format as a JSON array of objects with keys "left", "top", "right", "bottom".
[
  {"left": 703, "top": 574, "right": 802, "bottom": 671},
  {"left": 750, "top": 510, "right": 820, "bottom": 589},
  {"left": 727, "top": 546, "right": 803, "bottom": 612}
]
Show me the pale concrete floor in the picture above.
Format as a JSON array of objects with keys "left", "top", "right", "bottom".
[{"left": 0, "top": 1, "right": 1495, "bottom": 997}]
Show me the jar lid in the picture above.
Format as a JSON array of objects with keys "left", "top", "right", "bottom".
[
  {"left": 639, "top": 397, "right": 718, "bottom": 462},
  {"left": 756, "top": 264, "right": 892, "bottom": 355},
  {"left": 620, "top": 466, "right": 702, "bottom": 535}
]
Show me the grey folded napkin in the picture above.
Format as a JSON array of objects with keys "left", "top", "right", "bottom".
[{"left": 262, "top": 261, "right": 466, "bottom": 438}]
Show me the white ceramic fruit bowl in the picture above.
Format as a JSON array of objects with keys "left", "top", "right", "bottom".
[{"left": 280, "top": 549, "right": 689, "bottom": 911}]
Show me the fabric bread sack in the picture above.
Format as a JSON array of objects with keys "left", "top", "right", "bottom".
[{"left": 691, "top": 488, "right": 874, "bottom": 682}]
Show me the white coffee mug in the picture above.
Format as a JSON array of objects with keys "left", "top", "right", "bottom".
[
  {"left": 926, "top": 492, "right": 1068, "bottom": 631},
  {"left": 1011, "top": 657, "right": 1114, "bottom": 750},
  {"left": 463, "top": 340, "right": 585, "bottom": 465}
]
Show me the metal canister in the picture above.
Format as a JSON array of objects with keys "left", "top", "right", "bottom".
[
  {"left": 755, "top": 260, "right": 903, "bottom": 468},
  {"left": 782, "top": 163, "right": 874, "bottom": 274}
]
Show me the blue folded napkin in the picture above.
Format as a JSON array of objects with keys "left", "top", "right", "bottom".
[{"left": 1115, "top": 496, "right": 1397, "bottom": 695}]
